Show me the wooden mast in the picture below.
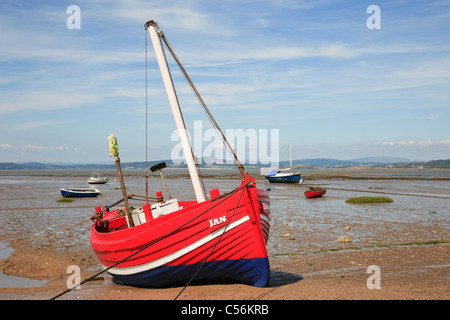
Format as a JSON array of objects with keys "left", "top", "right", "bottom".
[{"left": 108, "top": 134, "right": 134, "bottom": 227}]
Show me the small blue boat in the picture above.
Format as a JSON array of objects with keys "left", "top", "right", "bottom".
[
  {"left": 60, "top": 188, "right": 100, "bottom": 197},
  {"left": 265, "top": 170, "right": 303, "bottom": 183}
]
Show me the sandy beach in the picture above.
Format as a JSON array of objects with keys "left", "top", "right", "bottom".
[
  {"left": 0, "top": 169, "right": 448, "bottom": 302},
  {"left": 0, "top": 242, "right": 448, "bottom": 300}
]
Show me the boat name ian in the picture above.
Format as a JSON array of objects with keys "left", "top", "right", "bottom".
[{"left": 209, "top": 216, "right": 227, "bottom": 228}]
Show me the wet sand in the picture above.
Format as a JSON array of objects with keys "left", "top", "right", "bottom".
[
  {"left": 0, "top": 243, "right": 448, "bottom": 300},
  {"left": 0, "top": 169, "right": 449, "bottom": 301}
]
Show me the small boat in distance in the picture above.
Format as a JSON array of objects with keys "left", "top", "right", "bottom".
[
  {"left": 61, "top": 188, "right": 100, "bottom": 197},
  {"left": 265, "top": 145, "right": 302, "bottom": 183},
  {"left": 304, "top": 187, "right": 327, "bottom": 199},
  {"left": 87, "top": 172, "right": 109, "bottom": 184}
]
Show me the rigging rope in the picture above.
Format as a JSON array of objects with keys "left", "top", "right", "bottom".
[
  {"left": 174, "top": 185, "right": 246, "bottom": 300},
  {"left": 158, "top": 30, "right": 247, "bottom": 180},
  {"left": 0, "top": 219, "right": 91, "bottom": 251},
  {"left": 145, "top": 26, "right": 149, "bottom": 203}
]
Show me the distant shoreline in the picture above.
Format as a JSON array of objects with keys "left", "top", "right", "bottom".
[{"left": 1, "top": 167, "right": 449, "bottom": 180}]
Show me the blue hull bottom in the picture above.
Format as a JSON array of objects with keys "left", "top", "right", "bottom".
[{"left": 110, "top": 257, "right": 270, "bottom": 288}]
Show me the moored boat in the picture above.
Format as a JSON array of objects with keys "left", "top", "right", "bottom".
[
  {"left": 91, "top": 176, "right": 270, "bottom": 287},
  {"left": 89, "top": 20, "right": 271, "bottom": 288},
  {"left": 61, "top": 188, "right": 100, "bottom": 197},
  {"left": 304, "top": 187, "right": 327, "bottom": 199},
  {"left": 265, "top": 145, "right": 302, "bottom": 183},
  {"left": 87, "top": 172, "right": 109, "bottom": 184},
  {"left": 265, "top": 170, "right": 302, "bottom": 183}
]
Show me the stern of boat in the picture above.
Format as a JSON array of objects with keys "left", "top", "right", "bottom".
[{"left": 256, "top": 188, "right": 270, "bottom": 244}]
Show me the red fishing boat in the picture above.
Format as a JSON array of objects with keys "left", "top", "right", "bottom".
[
  {"left": 89, "top": 20, "right": 271, "bottom": 288},
  {"left": 304, "top": 187, "right": 327, "bottom": 199}
]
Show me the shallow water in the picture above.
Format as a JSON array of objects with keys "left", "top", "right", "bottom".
[
  {"left": 0, "top": 170, "right": 449, "bottom": 288},
  {"left": 0, "top": 240, "right": 48, "bottom": 288}
]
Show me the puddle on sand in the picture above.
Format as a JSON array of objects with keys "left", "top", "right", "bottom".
[
  {"left": 0, "top": 273, "right": 48, "bottom": 289},
  {"left": 0, "top": 241, "right": 48, "bottom": 289}
]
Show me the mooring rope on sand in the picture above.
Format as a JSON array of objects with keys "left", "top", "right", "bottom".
[
  {"left": 0, "top": 218, "right": 91, "bottom": 251},
  {"left": 0, "top": 195, "right": 153, "bottom": 251},
  {"left": 297, "top": 184, "right": 450, "bottom": 200},
  {"left": 0, "top": 205, "right": 94, "bottom": 211}
]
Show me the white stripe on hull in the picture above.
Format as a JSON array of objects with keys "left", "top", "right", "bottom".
[{"left": 104, "top": 215, "right": 250, "bottom": 276}]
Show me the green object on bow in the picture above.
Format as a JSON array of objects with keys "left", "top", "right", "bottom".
[{"left": 108, "top": 134, "right": 119, "bottom": 160}]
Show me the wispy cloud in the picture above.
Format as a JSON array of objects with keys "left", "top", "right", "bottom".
[
  {"left": 381, "top": 140, "right": 450, "bottom": 147},
  {"left": 24, "top": 144, "right": 45, "bottom": 151},
  {"left": 110, "top": 3, "right": 214, "bottom": 33},
  {"left": 0, "top": 90, "right": 102, "bottom": 114},
  {"left": 10, "top": 121, "right": 55, "bottom": 131},
  {"left": 1, "top": 144, "right": 14, "bottom": 149}
]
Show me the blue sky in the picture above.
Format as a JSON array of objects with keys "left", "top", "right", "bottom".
[{"left": 1, "top": 0, "right": 449, "bottom": 164}]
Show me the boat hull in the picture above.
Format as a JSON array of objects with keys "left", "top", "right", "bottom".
[
  {"left": 61, "top": 188, "right": 100, "bottom": 197},
  {"left": 304, "top": 189, "right": 326, "bottom": 199},
  {"left": 111, "top": 257, "right": 270, "bottom": 288},
  {"left": 90, "top": 177, "right": 271, "bottom": 288},
  {"left": 87, "top": 179, "right": 109, "bottom": 184},
  {"left": 265, "top": 173, "right": 302, "bottom": 183}
]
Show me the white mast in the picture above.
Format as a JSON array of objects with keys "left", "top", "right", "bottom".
[
  {"left": 146, "top": 21, "right": 206, "bottom": 203},
  {"left": 290, "top": 144, "right": 292, "bottom": 169}
]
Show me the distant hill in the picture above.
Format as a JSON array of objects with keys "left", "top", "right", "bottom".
[
  {"left": 279, "top": 157, "right": 411, "bottom": 168},
  {"left": 276, "top": 157, "right": 450, "bottom": 169},
  {"left": 390, "top": 159, "right": 450, "bottom": 168},
  {"left": 422, "top": 159, "right": 450, "bottom": 167},
  {"left": 0, "top": 162, "right": 60, "bottom": 170},
  {"left": 284, "top": 158, "right": 360, "bottom": 168},
  {"left": 350, "top": 156, "right": 410, "bottom": 164}
]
